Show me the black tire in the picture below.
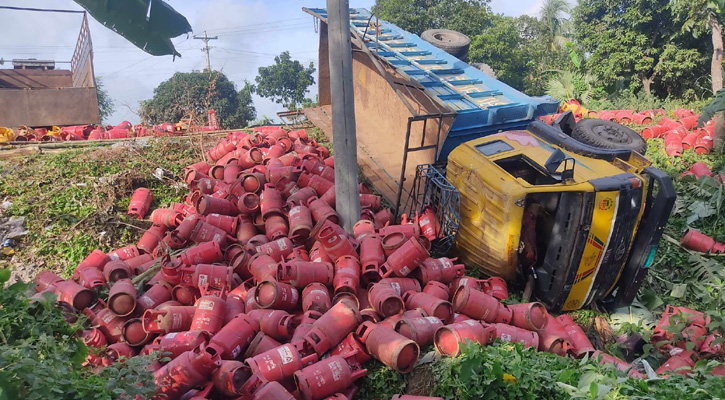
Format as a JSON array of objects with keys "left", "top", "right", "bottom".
[
  {"left": 421, "top": 29, "right": 471, "bottom": 60},
  {"left": 572, "top": 119, "right": 647, "bottom": 154}
]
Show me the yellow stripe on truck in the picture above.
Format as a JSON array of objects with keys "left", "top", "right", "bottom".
[{"left": 561, "top": 192, "right": 619, "bottom": 311}]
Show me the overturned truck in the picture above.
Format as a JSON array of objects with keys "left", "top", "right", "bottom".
[{"left": 300, "top": 7, "right": 675, "bottom": 312}]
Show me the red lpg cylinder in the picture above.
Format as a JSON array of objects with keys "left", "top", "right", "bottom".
[
  {"left": 79, "top": 249, "right": 111, "bottom": 270},
  {"left": 255, "top": 280, "right": 300, "bottom": 310},
  {"left": 353, "top": 220, "right": 376, "bottom": 241},
  {"left": 279, "top": 260, "right": 335, "bottom": 287},
  {"left": 138, "top": 224, "right": 168, "bottom": 254},
  {"left": 107, "top": 279, "right": 137, "bottom": 317},
  {"left": 452, "top": 286, "right": 512, "bottom": 324},
  {"left": 402, "top": 291, "right": 452, "bottom": 323},
  {"left": 423, "top": 281, "right": 450, "bottom": 301},
  {"left": 536, "top": 316, "right": 571, "bottom": 356},
  {"left": 212, "top": 360, "right": 251, "bottom": 397},
  {"left": 289, "top": 205, "right": 314, "bottom": 242},
  {"left": 207, "top": 313, "right": 260, "bottom": 360},
  {"left": 556, "top": 314, "right": 595, "bottom": 357},
  {"left": 331, "top": 332, "right": 372, "bottom": 366},
  {"left": 315, "top": 221, "right": 356, "bottom": 261},
  {"left": 128, "top": 188, "right": 152, "bottom": 219},
  {"left": 137, "top": 281, "right": 173, "bottom": 312},
  {"left": 107, "top": 244, "right": 141, "bottom": 262},
  {"left": 248, "top": 253, "right": 279, "bottom": 282},
  {"left": 142, "top": 306, "right": 196, "bottom": 334},
  {"left": 247, "top": 341, "right": 318, "bottom": 382},
  {"left": 190, "top": 295, "right": 227, "bottom": 334},
  {"left": 368, "top": 282, "right": 404, "bottom": 318},
  {"left": 479, "top": 277, "right": 508, "bottom": 300},
  {"left": 507, "top": 302, "right": 549, "bottom": 331},
  {"left": 180, "top": 241, "right": 224, "bottom": 266},
  {"left": 151, "top": 331, "right": 212, "bottom": 360},
  {"left": 153, "top": 345, "right": 222, "bottom": 400},
  {"left": 308, "top": 197, "right": 339, "bottom": 225},
  {"left": 248, "top": 309, "right": 297, "bottom": 341},
  {"left": 360, "top": 235, "right": 385, "bottom": 284},
  {"left": 489, "top": 323, "right": 539, "bottom": 348},
  {"left": 77, "top": 267, "right": 106, "bottom": 289},
  {"left": 187, "top": 264, "right": 233, "bottom": 292},
  {"left": 103, "top": 260, "right": 132, "bottom": 283},
  {"left": 203, "top": 214, "right": 238, "bottom": 236},
  {"left": 291, "top": 311, "right": 323, "bottom": 342},
  {"left": 379, "top": 237, "right": 429, "bottom": 278},
  {"left": 54, "top": 280, "right": 97, "bottom": 311},
  {"left": 243, "top": 332, "right": 283, "bottom": 359},
  {"left": 415, "top": 257, "right": 465, "bottom": 284},
  {"left": 302, "top": 298, "right": 362, "bottom": 356},
  {"left": 237, "top": 192, "right": 261, "bottom": 216},
  {"left": 434, "top": 320, "right": 493, "bottom": 357},
  {"left": 356, "top": 321, "right": 419, "bottom": 373},
  {"left": 302, "top": 283, "right": 332, "bottom": 313},
  {"left": 256, "top": 237, "right": 294, "bottom": 261},
  {"left": 294, "top": 353, "right": 367, "bottom": 400},
  {"left": 381, "top": 232, "right": 407, "bottom": 257},
  {"left": 395, "top": 316, "right": 444, "bottom": 346},
  {"left": 334, "top": 255, "right": 361, "bottom": 296}
]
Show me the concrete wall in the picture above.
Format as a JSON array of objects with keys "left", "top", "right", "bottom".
[
  {"left": 0, "top": 87, "right": 100, "bottom": 127},
  {"left": 0, "top": 69, "right": 73, "bottom": 89}
]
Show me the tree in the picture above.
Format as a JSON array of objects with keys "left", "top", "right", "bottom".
[
  {"left": 573, "top": 0, "right": 709, "bottom": 99},
  {"left": 375, "top": 0, "right": 493, "bottom": 37},
  {"left": 671, "top": 0, "right": 725, "bottom": 93},
  {"left": 95, "top": 77, "right": 115, "bottom": 124},
  {"left": 254, "top": 52, "right": 316, "bottom": 110},
  {"left": 468, "top": 15, "right": 528, "bottom": 90},
  {"left": 539, "top": 0, "right": 571, "bottom": 50},
  {"left": 140, "top": 71, "right": 256, "bottom": 129},
  {"left": 230, "top": 81, "right": 257, "bottom": 127},
  {"left": 467, "top": 15, "right": 573, "bottom": 95}
]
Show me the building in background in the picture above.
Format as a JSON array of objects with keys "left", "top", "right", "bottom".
[{"left": 0, "top": 13, "right": 100, "bottom": 128}]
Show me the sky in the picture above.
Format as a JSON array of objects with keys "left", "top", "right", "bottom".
[{"left": 0, "top": 0, "right": 547, "bottom": 125}]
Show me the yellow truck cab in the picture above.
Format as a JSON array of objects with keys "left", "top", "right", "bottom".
[{"left": 446, "top": 116, "right": 675, "bottom": 311}]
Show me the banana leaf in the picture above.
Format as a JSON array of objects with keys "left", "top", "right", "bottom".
[{"left": 73, "top": 0, "right": 191, "bottom": 57}]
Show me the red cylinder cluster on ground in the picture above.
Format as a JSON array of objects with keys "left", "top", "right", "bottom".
[
  {"left": 539, "top": 106, "right": 715, "bottom": 157},
  {"left": 32, "top": 125, "right": 718, "bottom": 399}
]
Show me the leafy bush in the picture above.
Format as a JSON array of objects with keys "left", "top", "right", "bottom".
[
  {"left": 357, "top": 360, "right": 407, "bottom": 400},
  {"left": 429, "top": 341, "right": 725, "bottom": 399},
  {"left": 0, "top": 276, "right": 157, "bottom": 399}
]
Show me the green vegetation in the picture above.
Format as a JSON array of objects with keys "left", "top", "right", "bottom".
[
  {"left": 96, "top": 78, "right": 115, "bottom": 124},
  {"left": 253, "top": 51, "right": 316, "bottom": 110},
  {"left": 0, "top": 276, "right": 157, "bottom": 400},
  {"left": 0, "top": 138, "right": 202, "bottom": 277},
  {"left": 139, "top": 71, "right": 257, "bottom": 129}
]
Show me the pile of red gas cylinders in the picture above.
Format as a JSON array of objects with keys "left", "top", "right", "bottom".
[
  {"left": 12, "top": 120, "right": 190, "bottom": 142},
  {"left": 29, "top": 126, "right": 720, "bottom": 400},
  {"left": 651, "top": 306, "right": 725, "bottom": 377},
  {"left": 540, "top": 107, "right": 714, "bottom": 156}
]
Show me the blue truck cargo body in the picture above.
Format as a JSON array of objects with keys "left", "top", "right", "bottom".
[{"left": 305, "top": 7, "right": 560, "bottom": 160}]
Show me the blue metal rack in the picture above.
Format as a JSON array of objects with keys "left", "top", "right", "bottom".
[{"left": 304, "top": 7, "right": 560, "bottom": 159}]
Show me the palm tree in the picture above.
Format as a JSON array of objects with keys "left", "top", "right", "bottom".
[
  {"left": 545, "top": 70, "right": 594, "bottom": 104},
  {"left": 539, "top": 0, "right": 571, "bottom": 50}
]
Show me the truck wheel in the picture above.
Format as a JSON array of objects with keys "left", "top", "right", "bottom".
[
  {"left": 421, "top": 29, "right": 471, "bottom": 60},
  {"left": 572, "top": 119, "right": 647, "bottom": 154}
]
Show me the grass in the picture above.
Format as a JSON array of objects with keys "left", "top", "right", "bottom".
[{"left": 0, "top": 137, "right": 209, "bottom": 277}]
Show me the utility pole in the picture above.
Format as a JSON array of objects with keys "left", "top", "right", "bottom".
[
  {"left": 193, "top": 31, "right": 218, "bottom": 72},
  {"left": 327, "top": 0, "right": 360, "bottom": 233}
]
